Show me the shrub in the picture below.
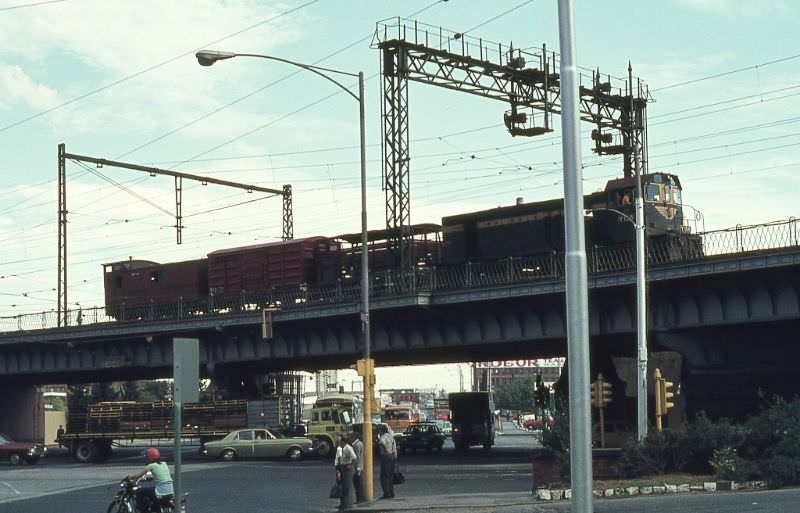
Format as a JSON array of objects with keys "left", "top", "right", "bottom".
[
  {"left": 683, "top": 412, "right": 745, "bottom": 473},
  {"left": 742, "top": 396, "right": 800, "bottom": 486},
  {"left": 760, "top": 456, "right": 800, "bottom": 488},
  {"left": 539, "top": 399, "right": 571, "bottom": 478},
  {"left": 616, "top": 429, "right": 690, "bottom": 477}
]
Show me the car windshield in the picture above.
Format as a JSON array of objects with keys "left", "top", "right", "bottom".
[{"left": 0, "top": 433, "right": 9, "bottom": 444}]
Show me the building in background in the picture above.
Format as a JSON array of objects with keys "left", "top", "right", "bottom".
[
  {"left": 472, "top": 359, "right": 565, "bottom": 391},
  {"left": 315, "top": 370, "right": 339, "bottom": 396}
]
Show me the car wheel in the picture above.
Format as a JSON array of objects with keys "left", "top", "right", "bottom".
[
  {"left": 8, "top": 453, "right": 21, "bottom": 465},
  {"left": 286, "top": 447, "right": 303, "bottom": 462},
  {"left": 221, "top": 449, "right": 236, "bottom": 461}
]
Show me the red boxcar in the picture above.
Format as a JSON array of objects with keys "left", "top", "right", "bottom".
[
  {"left": 103, "top": 258, "right": 208, "bottom": 318},
  {"left": 207, "top": 237, "right": 337, "bottom": 295}
]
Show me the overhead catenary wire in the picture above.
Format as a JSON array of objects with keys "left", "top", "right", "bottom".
[
  {"left": 0, "top": 0, "right": 321, "bottom": 134},
  {"left": 0, "top": 0, "right": 66, "bottom": 11},
  {"left": 5, "top": 3, "right": 800, "bottom": 315}
]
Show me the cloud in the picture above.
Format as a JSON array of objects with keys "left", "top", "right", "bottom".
[
  {"left": 675, "top": 0, "right": 790, "bottom": 16},
  {"left": 0, "top": 1, "right": 310, "bottom": 138},
  {"left": 0, "top": 64, "right": 60, "bottom": 111}
]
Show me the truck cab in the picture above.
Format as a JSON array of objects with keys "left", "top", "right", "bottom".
[{"left": 305, "top": 405, "right": 352, "bottom": 458}]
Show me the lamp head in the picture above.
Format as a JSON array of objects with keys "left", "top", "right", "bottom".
[{"left": 196, "top": 50, "right": 236, "bottom": 66}]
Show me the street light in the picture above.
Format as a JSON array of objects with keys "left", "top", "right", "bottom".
[
  {"left": 585, "top": 206, "right": 648, "bottom": 441},
  {"left": 197, "top": 50, "right": 375, "bottom": 500}
]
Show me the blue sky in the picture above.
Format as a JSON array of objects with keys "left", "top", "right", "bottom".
[{"left": 1, "top": 0, "right": 798, "bottom": 390}]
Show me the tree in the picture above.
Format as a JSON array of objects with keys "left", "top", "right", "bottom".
[
  {"left": 138, "top": 380, "right": 171, "bottom": 402},
  {"left": 493, "top": 376, "right": 537, "bottom": 412}
]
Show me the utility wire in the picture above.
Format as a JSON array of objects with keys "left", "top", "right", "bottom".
[
  {"left": 652, "top": 53, "right": 800, "bottom": 92},
  {"left": 0, "top": 0, "right": 320, "bottom": 133},
  {"left": 118, "top": 0, "right": 446, "bottom": 160},
  {"left": 460, "top": 0, "right": 535, "bottom": 36},
  {"left": 0, "top": 0, "right": 65, "bottom": 11}
]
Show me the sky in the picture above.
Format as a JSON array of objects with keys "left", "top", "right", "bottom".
[{"left": 1, "top": 0, "right": 798, "bottom": 391}]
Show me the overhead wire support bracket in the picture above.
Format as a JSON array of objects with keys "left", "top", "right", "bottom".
[
  {"left": 375, "top": 18, "right": 649, "bottom": 268},
  {"left": 56, "top": 144, "right": 293, "bottom": 325}
]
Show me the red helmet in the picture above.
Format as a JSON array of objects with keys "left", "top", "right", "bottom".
[{"left": 145, "top": 448, "right": 160, "bottom": 462}]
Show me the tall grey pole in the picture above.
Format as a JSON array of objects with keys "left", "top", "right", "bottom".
[
  {"left": 557, "top": 1, "right": 594, "bottom": 512},
  {"left": 360, "top": 70, "right": 370, "bottom": 367},
  {"left": 173, "top": 401, "right": 182, "bottom": 510},
  {"left": 358, "top": 71, "right": 375, "bottom": 502},
  {"left": 634, "top": 138, "right": 647, "bottom": 440}
]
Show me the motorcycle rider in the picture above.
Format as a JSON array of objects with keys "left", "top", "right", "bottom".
[{"left": 125, "top": 447, "right": 174, "bottom": 512}]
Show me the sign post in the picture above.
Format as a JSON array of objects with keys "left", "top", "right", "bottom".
[{"left": 173, "top": 337, "right": 199, "bottom": 512}]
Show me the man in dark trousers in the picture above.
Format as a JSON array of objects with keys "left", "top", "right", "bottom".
[
  {"left": 334, "top": 436, "right": 357, "bottom": 509},
  {"left": 55, "top": 425, "right": 65, "bottom": 448},
  {"left": 378, "top": 424, "right": 397, "bottom": 499},
  {"left": 349, "top": 431, "right": 365, "bottom": 503}
]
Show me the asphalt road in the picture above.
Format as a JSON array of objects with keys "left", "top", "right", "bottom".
[
  {"left": 0, "top": 423, "right": 538, "bottom": 513},
  {"left": 1, "top": 423, "right": 797, "bottom": 513}
]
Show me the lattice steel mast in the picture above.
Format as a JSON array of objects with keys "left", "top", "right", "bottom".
[{"left": 376, "top": 18, "right": 649, "bottom": 269}]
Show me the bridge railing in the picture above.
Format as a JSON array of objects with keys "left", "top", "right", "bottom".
[
  {"left": 699, "top": 217, "right": 799, "bottom": 255},
  {"left": 2, "top": 217, "right": 798, "bottom": 334}
]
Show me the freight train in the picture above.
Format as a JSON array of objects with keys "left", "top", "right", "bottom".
[{"left": 104, "top": 172, "right": 700, "bottom": 318}]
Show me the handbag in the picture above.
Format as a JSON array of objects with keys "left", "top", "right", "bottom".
[
  {"left": 392, "top": 466, "right": 405, "bottom": 485},
  {"left": 329, "top": 481, "right": 343, "bottom": 499}
]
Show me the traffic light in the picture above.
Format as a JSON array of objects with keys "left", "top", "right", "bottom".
[
  {"left": 600, "top": 380, "right": 612, "bottom": 406},
  {"left": 590, "top": 374, "right": 613, "bottom": 408},
  {"left": 662, "top": 379, "right": 675, "bottom": 412},
  {"left": 654, "top": 368, "right": 676, "bottom": 431},
  {"left": 590, "top": 381, "right": 599, "bottom": 408}
]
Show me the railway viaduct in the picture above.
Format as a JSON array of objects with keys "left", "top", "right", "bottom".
[{"left": 2, "top": 246, "right": 800, "bottom": 440}]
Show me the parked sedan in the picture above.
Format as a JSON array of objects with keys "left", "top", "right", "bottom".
[
  {"left": 0, "top": 432, "right": 45, "bottom": 465},
  {"left": 202, "top": 428, "right": 313, "bottom": 462},
  {"left": 398, "top": 422, "right": 446, "bottom": 453}
]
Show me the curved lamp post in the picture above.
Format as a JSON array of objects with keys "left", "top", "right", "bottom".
[
  {"left": 586, "top": 206, "right": 648, "bottom": 441},
  {"left": 196, "top": 50, "right": 374, "bottom": 500}
]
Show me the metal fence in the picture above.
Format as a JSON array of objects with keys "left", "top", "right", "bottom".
[{"left": 2, "top": 217, "right": 797, "bottom": 334}]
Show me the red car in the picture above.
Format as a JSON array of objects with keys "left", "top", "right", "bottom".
[{"left": 0, "top": 432, "right": 45, "bottom": 465}]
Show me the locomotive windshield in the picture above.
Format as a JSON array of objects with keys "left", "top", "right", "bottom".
[
  {"left": 643, "top": 173, "right": 682, "bottom": 205},
  {"left": 645, "top": 184, "right": 661, "bottom": 202}
]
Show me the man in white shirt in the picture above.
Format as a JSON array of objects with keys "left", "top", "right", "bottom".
[
  {"left": 334, "top": 436, "right": 357, "bottom": 508},
  {"left": 378, "top": 424, "right": 397, "bottom": 499},
  {"left": 349, "top": 431, "right": 365, "bottom": 503}
]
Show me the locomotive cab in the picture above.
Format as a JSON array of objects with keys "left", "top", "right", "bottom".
[{"left": 604, "top": 172, "right": 685, "bottom": 237}]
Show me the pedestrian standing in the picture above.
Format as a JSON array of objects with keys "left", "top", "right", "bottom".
[
  {"left": 377, "top": 424, "right": 397, "bottom": 499},
  {"left": 349, "top": 431, "right": 365, "bottom": 503},
  {"left": 334, "top": 436, "right": 357, "bottom": 509},
  {"left": 55, "top": 425, "right": 65, "bottom": 448}
]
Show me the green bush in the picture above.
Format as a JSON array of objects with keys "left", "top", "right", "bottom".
[
  {"left": 542, "top": 395, "right": 800, "bottom": 487},
  {"left": 616, "top": 429, "right": 690, "bottom": 477},
  {"left": 760, "top": 456, "right": 800, "bottom": 488},
  {"left": 742, "top": 396, "right": 800, "bottom": 487},
  {"left": 539, "top": 399, "right": 571, "bottom": 477},
  {"left": 684, "top": 413, "right": 745, "bottom": 473}
]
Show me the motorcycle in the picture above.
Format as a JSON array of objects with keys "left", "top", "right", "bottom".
[{"left": 106, "top": 476, "right": 188, "bottom": 513}]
